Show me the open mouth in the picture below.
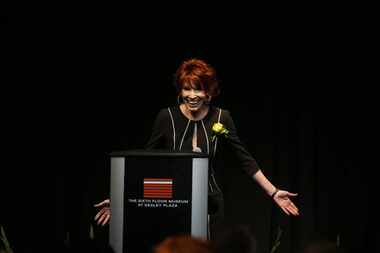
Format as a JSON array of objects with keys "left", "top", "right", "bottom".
[{"left": 184, "top": 98, "right": 202, "bottom": 107}]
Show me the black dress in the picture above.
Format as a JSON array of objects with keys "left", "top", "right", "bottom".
[{"left": 145, "top": 105, "right": 260, "bottom": 235}]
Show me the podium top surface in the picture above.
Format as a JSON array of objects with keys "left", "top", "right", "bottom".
[{"left": 109, "top": 149, "right": 209, "bottom": 158}]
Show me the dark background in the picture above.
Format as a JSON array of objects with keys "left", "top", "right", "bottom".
[{"left": 1, "top": 5, "right": 376, "bottom": 253}]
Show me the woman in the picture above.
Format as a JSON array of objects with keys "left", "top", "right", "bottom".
[{"left": 94, "top": 58, "right": 299, "bottom": 233}]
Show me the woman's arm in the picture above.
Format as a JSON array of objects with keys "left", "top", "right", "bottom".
[
  {"left": 252, "top": 169, "right": 277, "bottom": 196},
  {"left": 253, "top": 170, "right": 299, "bottom": 216},
  {"left": 222, "top": 110, "right": 299, "bottom": 216},
  {"left": 221, "top": 110, "right": 260, "bottom": 176}
]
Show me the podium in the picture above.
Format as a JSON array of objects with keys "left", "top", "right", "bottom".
[{"left": 109, "top": 150, "right": 209, "bottom": 253}]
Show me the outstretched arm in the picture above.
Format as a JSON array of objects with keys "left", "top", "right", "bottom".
[
  {"left": 220, "top": 110, "right": 299, "bottom": 216},
  {"left": 252, "top": 170, "right": 299, "bottom": 216}
]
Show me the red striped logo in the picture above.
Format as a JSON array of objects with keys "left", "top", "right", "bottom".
[{"left": 143, "top": 178, "right": 173, "bottom": 199}]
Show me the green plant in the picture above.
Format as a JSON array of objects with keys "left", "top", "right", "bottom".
[
  {"left": 0, "top": 225, "right": 13, "bottom": 253},
  {"left": 270, "top": 226, "right": 283, "bottom": 253},
  {"left": 64, "top": 231, "right": 71, "bottom": 248},
  {"left": 336, "top": 233, "right": 340, "bottom": 248},
  {"left": 89, "top": 224, "right": 94, "bottom": 240}
]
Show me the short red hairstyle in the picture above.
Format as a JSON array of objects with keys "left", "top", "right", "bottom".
[{"left": 175, "top": 58, "right": 220, "bottom": 97}]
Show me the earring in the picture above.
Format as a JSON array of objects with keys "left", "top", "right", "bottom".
[
  {"left": 205, "top": 95, "right": 211, "bottom": 105},
  {"left": 177, "top": 95, "right": 183, "bottom": 104}
]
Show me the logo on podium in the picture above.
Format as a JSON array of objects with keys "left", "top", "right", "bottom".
[{"left": 143, "top": 178, "right": 173, "bottom": 199}]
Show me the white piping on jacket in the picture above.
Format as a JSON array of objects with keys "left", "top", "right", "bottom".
[
  {"left": 167, "top": 108, "right": 176, "bottom": 150},
  {"left": 179, "top": 119, "right": 191, "bottom": 151}
]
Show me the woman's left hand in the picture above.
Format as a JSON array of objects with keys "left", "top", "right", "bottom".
[{"left": 273, "top": 190, "right": 299, "bottom": 216}]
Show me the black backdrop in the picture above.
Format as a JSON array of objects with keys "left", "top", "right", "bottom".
[{"left": 1, "top": 7, "right": 376, "bottom": 253}]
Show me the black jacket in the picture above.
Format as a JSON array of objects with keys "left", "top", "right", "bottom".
[{"left": 145, "top": 105, "right": 260, "bottom": 194}]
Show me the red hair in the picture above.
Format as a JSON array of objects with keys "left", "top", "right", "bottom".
[
  {"left": 154, "top": 235, "right": 213, "bottom": 253},
  {"left": 175, "top": 58, "right": 220, "bottom": 97}
]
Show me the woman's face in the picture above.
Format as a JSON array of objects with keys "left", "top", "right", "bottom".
[{"left": 181, "top": 85, "right": 209, "bottom": 112}]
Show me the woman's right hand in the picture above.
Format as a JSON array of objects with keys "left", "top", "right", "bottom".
[{"left": 94, "top": 199, "right": 111, "bottom": 226}]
